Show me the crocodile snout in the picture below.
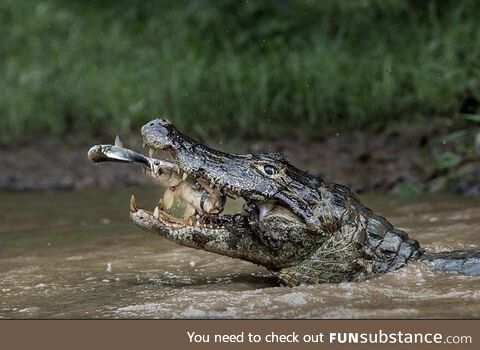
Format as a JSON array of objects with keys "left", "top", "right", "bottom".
[{"left": 141, "top": 118, "right": 170, "bottom": 136}]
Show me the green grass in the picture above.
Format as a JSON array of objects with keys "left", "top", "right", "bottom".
[{"left": 1, "top": 0, "right": 480, "bottom": 142}]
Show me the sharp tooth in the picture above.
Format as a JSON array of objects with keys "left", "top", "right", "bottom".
[
  {"left": 142, "top": 141, "right": 147, "bottom": 148},
  {"left": 182, "top": 172, "right": 188, "bottom": 181},
  {"left": 149, "top": 147, "right": 155, "bottom": 157},
  {"left": 157, "top": 198, "right": 164, "bottom": 209},
  {"left": 153, "top": 206, "right": 159, "bottom": 218},
  {"left": 258, "top": 202, "right": 274, "bottom": 221},
  {"left": 163, "top": 188, "right": 175, "bottom": 209},
  {"left": 114, "top": 134, "right": 124, "bottom": 148},
  {"left": 183, "top": 204, "right": 196, "bottom": 219},
  {"left": 168, "top": 177, "right": 182, "bottom": 187},
  {"left": 130, "top": 195, "right": 139, "bottom": 213}
]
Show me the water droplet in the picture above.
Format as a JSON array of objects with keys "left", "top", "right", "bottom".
[{"left": 100, "top": 218, "right": 110, "bottom": 225}]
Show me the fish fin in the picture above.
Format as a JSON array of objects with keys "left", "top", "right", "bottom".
[{"left": 115, "top": 134, "right": 124, "bottom": 148}]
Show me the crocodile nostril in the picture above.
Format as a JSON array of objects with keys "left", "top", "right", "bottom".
[{"left": 149, "top": 122, "right": 154, "bottom": 126}]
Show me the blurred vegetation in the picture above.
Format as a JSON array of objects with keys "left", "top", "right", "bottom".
[
  {"left": 427, "top": 115, "right": 480, "bottom": 193},
  {"left": 1, "top": 0, "right": 480, "bottom": 143}
]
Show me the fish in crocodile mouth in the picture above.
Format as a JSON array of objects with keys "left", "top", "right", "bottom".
[{"left": 88, "top": 120, "right": 305, "bottom": 233}]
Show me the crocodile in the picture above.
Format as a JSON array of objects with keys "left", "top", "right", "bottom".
[{"left": 89, "top": 119, "right": 480, "bottom": 286}]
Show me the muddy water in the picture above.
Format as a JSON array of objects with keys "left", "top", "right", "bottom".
[{"left": 1, "top": 188, "right": 480, "bottom": 319}]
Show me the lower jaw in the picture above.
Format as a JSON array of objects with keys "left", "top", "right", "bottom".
[{"left": 129, "top": 194, "right": 249, "bottom": 230}]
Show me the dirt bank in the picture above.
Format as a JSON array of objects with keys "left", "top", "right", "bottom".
[{"left": 1, "top": 126, "right": 478, "bottom": 195}]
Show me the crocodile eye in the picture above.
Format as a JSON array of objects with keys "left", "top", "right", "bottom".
[{"left": 263, "top": 164, "right": 277, "bottom": 176}]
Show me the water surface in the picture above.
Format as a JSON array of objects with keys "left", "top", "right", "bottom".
[{"left": 1, "top": 188, "right": 479, "bottom": 318}]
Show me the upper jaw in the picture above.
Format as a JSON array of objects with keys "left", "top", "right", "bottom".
[
  {"left": 136, "top": 144, "right": 299, "bottom": 230},
  {"left": 140, "top": 119, "right": 308, "bottom": 227},
  {"left": 142, "top": 131, "right": 242, "bottom": 198}
]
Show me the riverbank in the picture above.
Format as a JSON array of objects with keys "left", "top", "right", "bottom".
[{"left": 2, "top": 123, "right": 478, "bottom": 196}]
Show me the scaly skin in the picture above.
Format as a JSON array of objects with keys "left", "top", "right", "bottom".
[{"left": 109, "top": 119, "right": 479, "bottom": 286}]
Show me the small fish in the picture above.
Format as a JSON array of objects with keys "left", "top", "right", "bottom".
[{"left": 88, "top": 143, "right": 151, "bottom": 166}]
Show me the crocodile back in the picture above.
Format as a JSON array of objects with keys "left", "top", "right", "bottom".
[{"left": 363, "top": 212, "right": 424, "bottom": 274}]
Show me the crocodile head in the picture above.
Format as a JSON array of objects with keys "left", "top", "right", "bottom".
[
  {"left": 141, "top": 119, "right": 326, "bottom": 224},
  {"left": 130, "top": 119, "right": 333, "bottom": 272},
  {"left": 130, "top": 119, "right": 420, "bottom": 285}
]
